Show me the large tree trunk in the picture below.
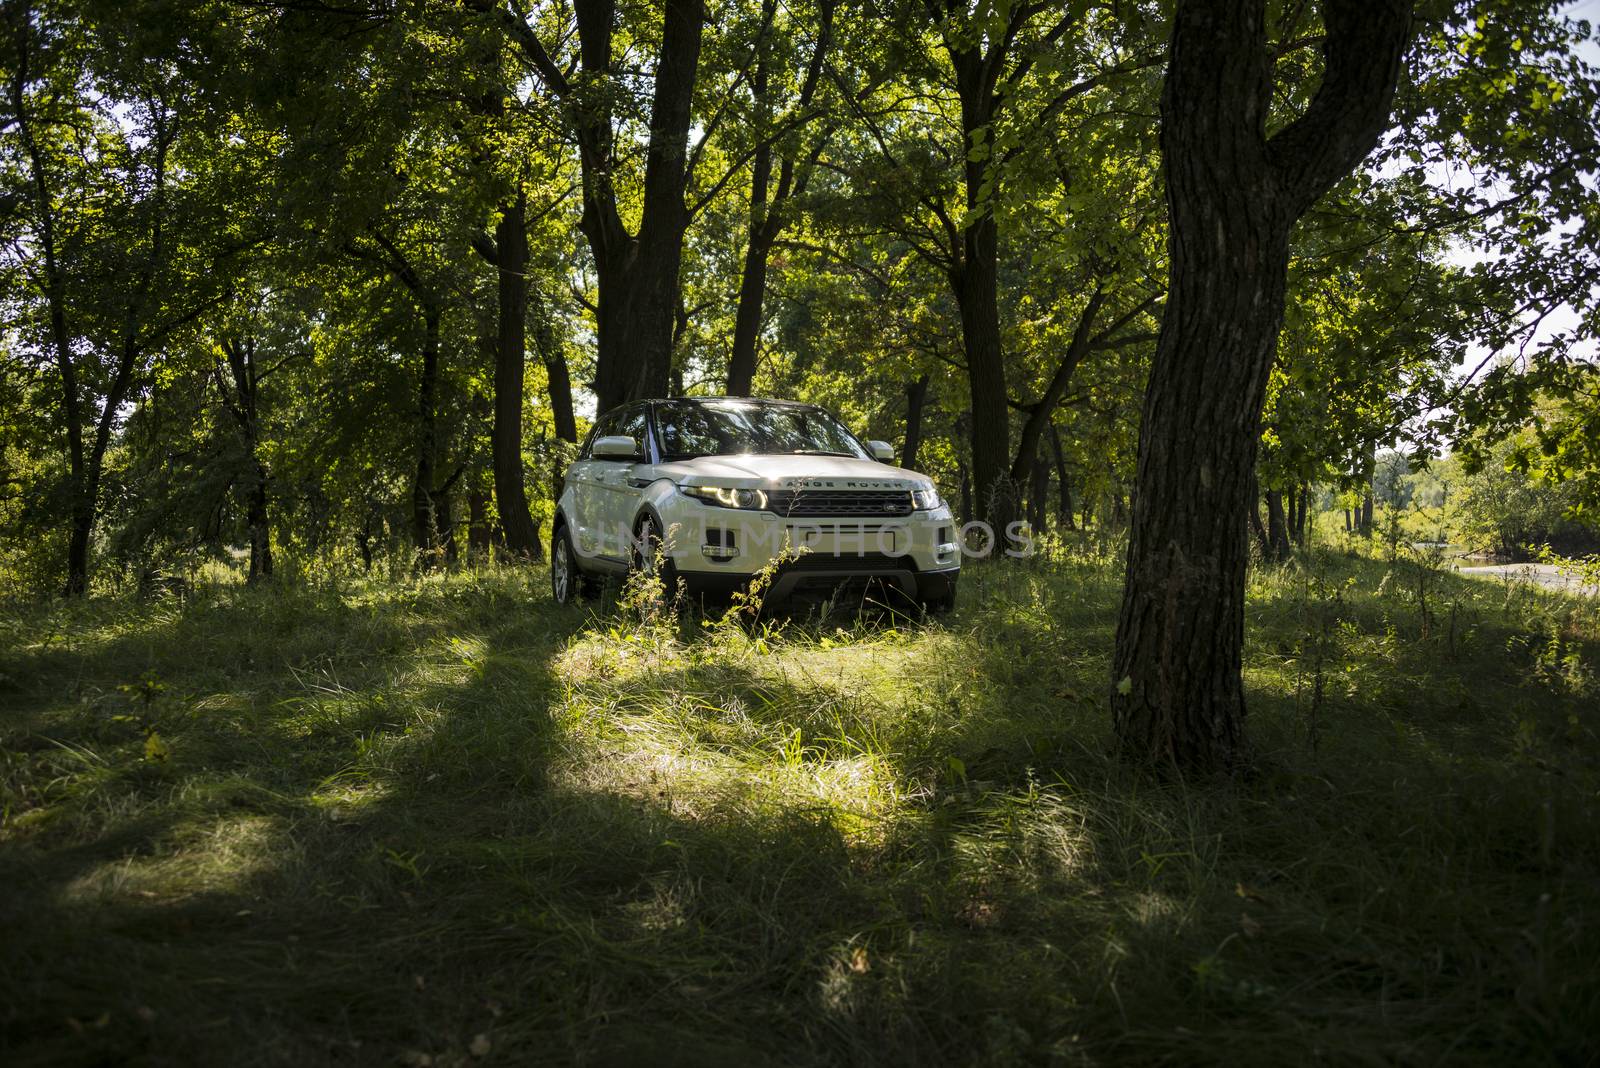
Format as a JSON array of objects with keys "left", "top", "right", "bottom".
[
  {"left": 492, "top": 194, "right": 542, "bottom": 560},
  {"left": 727, "top": 226, "right": 771, "bottom": 396},
  {"left": 945, "top": 40, "right": 1014, "bottom": 534},
  {"left": 578, "top": 0, "right": 704, "bottom": 412},
  {"left": 65, "top": 501, "right": 92, "bottom": 595},
  {"left": 954, "top": 227, "right": 1012, "bottom": 532},
  {"left": 1111, "top": 0, "right": 1413, "bottom": 772},
  {"left": 591, "top": 233, "right": 687, "bottom": 410}
]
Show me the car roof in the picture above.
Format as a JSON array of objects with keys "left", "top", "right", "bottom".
[
  {"left": 656, "top": 396, "right": 815, "bottom": 407},
  {"left": 603, "top": 396, "right": 822, "bottom": 416}
]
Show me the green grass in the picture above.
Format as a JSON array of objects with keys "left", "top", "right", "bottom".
[{"left": 2, "top": 544, "right": 1598, "bottom": 1065}]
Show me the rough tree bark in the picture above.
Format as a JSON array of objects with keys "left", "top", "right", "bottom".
[
  {"left": 1110, "top": 0, "right": 1415, "bottom": 772},
  {"left": 953, "top": 208, "right": 1013, "bottom": 530},
  {"left": 581, "top": 0, "right": 703, "bottom": 409},
  {"left": 489, "top": 193, "right": 542, "bottom": 560},
  {"left": 483, "top": 0, "right": 704, "bottom": 411}
]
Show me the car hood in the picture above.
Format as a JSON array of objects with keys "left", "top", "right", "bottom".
[{"left": 657, "top": 454, "right": 926, "bottom": 489}]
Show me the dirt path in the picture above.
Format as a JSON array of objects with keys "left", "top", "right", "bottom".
[{"left": 1456, "top": 562, "right": 1597, "bottom": 596}]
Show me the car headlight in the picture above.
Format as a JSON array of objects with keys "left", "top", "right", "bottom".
[
  {"left": 681, "top": 484, "right": 769, "bottom": 510},
  {"left": 912, "top": 483, "right": 941, "bottom": 510}
]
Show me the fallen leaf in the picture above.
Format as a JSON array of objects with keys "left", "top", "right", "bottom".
[
  {"left": 850, "top": 946, "right": 870, "bottom": 974},
  {"left": 469, "top": 1033, "right": 492, "bottom": 1057},
  {"left": 1234, "top": 882, "right": 1268, "bottom": 904},
  {"left": 143, "top": 732, "right": 170, "bottom": 763},
  {"left": 1240, "top": 913, "right": 1263, "bottom": 938}
]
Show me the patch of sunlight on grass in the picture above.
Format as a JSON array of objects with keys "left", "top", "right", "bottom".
[
  {"left": 1128, "top": 890, "right": 1187, "bottom": 931},
  {"left": 61, "top": 813, "right": 285, "bottom": 905},
  {"left": 307, "top": 780, "right": 392, "bottom": 816}
]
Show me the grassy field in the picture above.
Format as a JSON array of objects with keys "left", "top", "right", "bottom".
[{"left": 2, "top": 542, "right": 1598, "bottom": 1066}]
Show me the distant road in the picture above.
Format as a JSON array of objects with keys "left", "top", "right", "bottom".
[{"left": 1456, "top": 563, "right": 1597, "bottom": 596}]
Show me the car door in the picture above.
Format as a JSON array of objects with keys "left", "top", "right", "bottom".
[
  {"left": 567, "top": 411, "right": 616, "bottom": 560},
  {"left": 595, "top": 404, "right": 649, "bottom": 558}
]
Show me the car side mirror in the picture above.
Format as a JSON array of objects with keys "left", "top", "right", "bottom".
[
  {"left": 593, "top": 435, "right": 638, "bottom": 459},
  {"left": 867, "top": 440, "right": 894, "bottom": 462}
]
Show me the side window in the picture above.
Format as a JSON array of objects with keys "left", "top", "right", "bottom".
[
  {"left": 614, "top": 406, "right": 647, "bottom": 461},
  {"left": 579, "top": 412, "right": 616, "bottom": 460}
]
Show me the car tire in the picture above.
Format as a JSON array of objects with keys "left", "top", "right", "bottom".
[
  {"left": 922, "top": 584, "right": 957, "bottom": 615},
  {"left": 551, "top": 526, "right": 594, "bottom": 605},
  {"left": 632, "top": 514, "right": 680, "bottom": 597}
]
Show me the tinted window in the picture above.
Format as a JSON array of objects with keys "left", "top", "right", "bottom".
[
  {"left": 655, "top": 401, "right": 868, "bottom": 460},
  {"left": 581, "top": 411, "right": 619, "bottom": 460},
  {"left": 614, "top": 406, "right": 648, "bottom": 460}
]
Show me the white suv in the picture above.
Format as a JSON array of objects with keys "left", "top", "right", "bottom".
[{"left": 551, "top": 397, "right": 960, "bottom": 611}]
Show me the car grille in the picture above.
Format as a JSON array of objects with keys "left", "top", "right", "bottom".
[
  {"left": 783, "top": 552, "right": 911, "bottom": 572},
  {"left": 766, "top": 489, "right": 913, "bottom": 517}
]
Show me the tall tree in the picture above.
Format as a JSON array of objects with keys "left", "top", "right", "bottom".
[
  {"left": 476, "top": 0, "right": 706, "bottom": 410},
  {"left": 725, "top": 0, "right": 836, "bottom": 396},
  {"left": 1110, "top": 0, "right": 1416, "bottom": 771},
  {"left": 473, "top": 192, "right": 543, "bottom": 558},
  {"left": 2, "top": 0, "right": 228, "bottom": 594}
]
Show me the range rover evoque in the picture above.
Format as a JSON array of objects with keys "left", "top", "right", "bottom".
[{"left": 551, "top": 397, "right": 960, "bottom": 611}]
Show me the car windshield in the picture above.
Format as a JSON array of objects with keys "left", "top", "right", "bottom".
[{"left": 654, "top": 400, "right": 869, "bottom": 461}]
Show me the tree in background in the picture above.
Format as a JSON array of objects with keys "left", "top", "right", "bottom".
[{"left": 1, "top": 1, "right": 245, "bottom": 594}]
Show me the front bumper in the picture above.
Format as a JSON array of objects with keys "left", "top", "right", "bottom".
[
  {"left": 680, "top": 560, "right": 958, "bottom": 607},
  {"left": 656, "top": 501, "right": 960, "bottom": 605}
]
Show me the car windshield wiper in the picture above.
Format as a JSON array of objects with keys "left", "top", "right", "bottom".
[{"left": 788, "top": 449, "right": 857, "bottom": 457}]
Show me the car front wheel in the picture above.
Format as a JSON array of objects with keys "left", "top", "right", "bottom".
[{"left": 632, "top": 515, "right": 680, "bottom": 595}]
